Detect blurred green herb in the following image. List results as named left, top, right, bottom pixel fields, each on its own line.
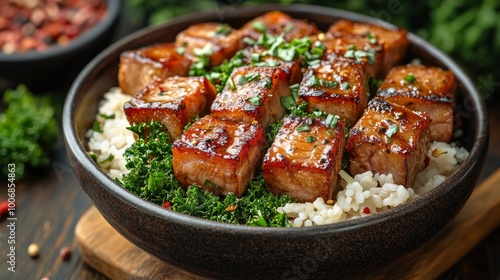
left=0, top=85, right=59, bottom=179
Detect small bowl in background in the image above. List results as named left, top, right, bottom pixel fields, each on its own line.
left=0, top=0, right=121, bottom=91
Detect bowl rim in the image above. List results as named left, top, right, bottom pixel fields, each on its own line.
left=0, top=0, right=121, bottom=62
left=63, top=3, right=488, bottom=235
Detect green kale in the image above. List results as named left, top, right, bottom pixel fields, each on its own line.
left=119, top=121, right=293, bottom=227
left=0, top=85, right=59, bottom=179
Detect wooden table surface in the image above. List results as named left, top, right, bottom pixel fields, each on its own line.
left=1, top=14, right=499, bottom=280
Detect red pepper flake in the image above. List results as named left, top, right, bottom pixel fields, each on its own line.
left=59, top=246, right=72, bottom=261
left=362, top=207, right=371, bottom=215
left=0, top=201, right=9, bottom=218
left=226, top=205, right=237, bottom=211
left=424, top=156, right=430, bottom=168
left=162, top=201, right=172, bottom=210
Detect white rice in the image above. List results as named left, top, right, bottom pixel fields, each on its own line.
left=88, top=87, right=469, bottom=227
left=86, top=87, right=134, bottom=182
left=279, top=142, right=469, bottom=227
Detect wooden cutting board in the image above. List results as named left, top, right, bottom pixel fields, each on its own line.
left=75, top=169, right=500, bottom=280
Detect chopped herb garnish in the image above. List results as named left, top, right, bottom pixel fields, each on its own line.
left=385, top=124, right=399, bottom=142
left=320, top=79, right=337, bottom=88
left=306, top=135, right=317, bottom=142
left=250, top=53, right=261, bottom=62
left=283, top=23, right=294, bottom=33
left=340, top=82, right=350, bottom=90
left=344, top=45, right=376, bottom=64
left=339, top=170, right=355, bottom=184
left=89, top=152, right=97, bottom=163
left=326, top=114, right=340, bottom=128
left=245, top=73, right=261, bottom=83
left=236, top=75, right=247, bottom=86
left=227, top=77, right=236, bottom=90
left=99, top=113, right=115, bottom=119
left=158, top=91, right=166, bottom=96
left=263, top=77, right=272, bottom=89
left=277, top=48, right=295, bottom=61
left=307, top=75, right=320, bottom=87
left=243, top=37, right=257, bottom=45
left=252, top=21, right=267, bottom=33
left=175, top=46, right=186, bottom=55
left=92, top=121, right=102, bottom=133
left=296, top=123, right=310, bottom=132
left=193, top=45, right=213, bottom=57
left=215, top=24, right=232, bottom=36
left=246, top=96, right=263, bottom=106
left=367, top=33, right=377, bottom=44
left=404, top=73, right=417, bottom=84
left=432, top=148, right=448, bottom=157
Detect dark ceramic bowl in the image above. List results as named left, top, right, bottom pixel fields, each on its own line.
left=0, top=0, right=121, bottom=91
left=63, top=4, right=488, bottom=280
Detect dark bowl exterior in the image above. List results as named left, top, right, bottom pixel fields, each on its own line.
left=63, top=4, right=488, bottom=280
left=0, top=0, right=121, bottom=91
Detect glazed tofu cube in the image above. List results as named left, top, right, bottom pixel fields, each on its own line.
left=263, top=115, right=346, bottom=203
left=175, top=22, right=243, bottom=66
left=123, top=76, right=217, bottom=141
left=118, top=43, right=191, bottom=95
left=376, top=64, right=457, bottom=142
left=172, top=115, right=266, bottom=197
left=298, top=58, right=371, bottom=126
left=328, top=20, right=409, bottom=73
left=320, top=34, right=385, bottom=78
left=241, top=45, right=303, bottom=84
left=346, top=98, right=431, bottom=187
left=211, top=66, right=290, bottom=127
left=239, top=11, right=318, bottom=43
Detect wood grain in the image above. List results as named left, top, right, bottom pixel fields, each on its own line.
left=75, top=169, right=500, bottom=280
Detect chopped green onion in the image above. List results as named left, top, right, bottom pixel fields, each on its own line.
left=320, top=79, right=337, bottom=88
left=263, top=77, right=272, bottom=89
left=367, top=33, right=377, bottom=44
left=227, top=77, right=236, bottom=90
left=99, top=113, right=115, bottom=120
left=306, top=135, right=317, bottom=142
left=404, top=73, right=417, bottom=84
left=326, top=114, right=340, bottom=128
left=339, top=170, right=355, bottom=184
left=246, top=96, right=263, bottom=106
left=215, top=24, right=232, bottom=36
left=385, top=124, right=399, bottom=142
left=175, top=46, right=186, bottom=55
left=243, top=37, right=257, bottom=45
left=92, top=121, right=102, bottom=133
left=245, top=73, right=261, bottom=83
left=250, top=53, right=261, bottom=62
left=296, top=123, right=310, bottom=132
left=193, top=45, right=213, bottom=57
left=340, top=82, right=350, bottom=90
left=252, top=21, right=266, bottom=33
left=307, top=75, right=320, bottom=87
left=236, top=75, right=247, bottom=86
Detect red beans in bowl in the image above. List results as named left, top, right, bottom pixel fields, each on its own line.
left=0, top=0, right=107, bottom=54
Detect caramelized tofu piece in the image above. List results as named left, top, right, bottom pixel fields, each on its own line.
left=376, top=64, right=457, bottom=142
left=123, top=76, right=217, bottom=140
left=321, top=34, right=385, bottom=78
left=172, top=115, right=266, bottom=197
left=298, top=58, right=372, bottom=126
left=328, top=20, right=409, bottom=72
left=241, top=45, right=303, bottom=84
left=263, top=116, right=346, bottom=203
left=211, top=66, right=290, bottom=127
left=118, top=43, right=191, bottom=95
left=346, top=98, right=431, bottom=187
left=175, top=22, right=243, bottom=66
left=240, top=11, right=318, bottom=43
